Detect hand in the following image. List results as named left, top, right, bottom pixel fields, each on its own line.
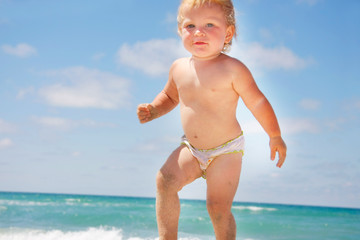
left=137, top=103, right=156, bottom=124
left=270, top=136, right=287, bottom=168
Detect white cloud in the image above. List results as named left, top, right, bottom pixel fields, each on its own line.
left=38, top=67, right=131, bottom=109
left=243, top=118, right=320, bottom=135
left=231, top=41, right=311, bottom=72
left=32, top=116, right=75, bottom=130
left=280, top=118, right=319, bottom=134
left=1, top=43, right=37, bottom=58
left=242, top=120, right=264, bottom=134
left=0, top=138, right=13, bottom=149
left=116, top=37, right=311, bottom=77
left=0, top=119, right=17, bottom=133
left=17, top=87, right=35, bottom=100
left=299, top=99, right=321, bottom=110
left=32, top=116, right=116, bottom=130
left=116, top=38, right=188, bottom=76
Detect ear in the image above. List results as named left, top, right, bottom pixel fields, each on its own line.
left=225, top=25, right=235, bottom=43
left=178, top=27, right=182, bottom=36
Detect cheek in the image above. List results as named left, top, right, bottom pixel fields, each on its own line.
left=181, top=32, right=192, bottom=42
left=210, top=31, right=227, bottom=43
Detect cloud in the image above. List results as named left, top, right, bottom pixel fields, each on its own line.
left=32, top=116, right=76, bottom=130
left=0, top=119, right=17, bottom=133
left=116, top=38, right=188, bottom=76
left=17, top=87, right=35, bottom=100
left=242, top=120, right=264, bottom=134
left=280, top=118, right=319, bottom=134
left=117, top=37, right=311, bottom=77
left=243, top=118, right=320, bottom=135
left=38, top=67, right=131, bottom=109
left=1, top=43, right=37, bottom=58
left=231, top=41, right=312, bottom=72
left=0, top=138, right=13, bottom=149
left=299, top=98, right=321, bottom=110
left=32, top=116, right=116, bottom=130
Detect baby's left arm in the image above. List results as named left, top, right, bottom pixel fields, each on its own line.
left=232, top=61, right=287, bottom=167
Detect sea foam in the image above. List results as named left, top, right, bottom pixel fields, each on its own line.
left=232, top=205, right=277, bottom=212
left=0, top=227, right=126, bottom=240
left=0, top=227, right=201, bottom=240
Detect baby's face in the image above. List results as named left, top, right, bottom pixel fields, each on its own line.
left=179, top=3, right=234, bottom=60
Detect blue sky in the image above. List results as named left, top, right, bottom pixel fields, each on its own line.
left=0, top=0, right=359, bottom=208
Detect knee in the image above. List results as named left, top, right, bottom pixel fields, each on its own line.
left=206, top=199, right=232, bottom=221
left=156, top=170, right=182, bottom=193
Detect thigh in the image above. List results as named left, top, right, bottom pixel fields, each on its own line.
left=206, top=153, right=243, bottom=206
left=159, top=145, right=203, bottom=191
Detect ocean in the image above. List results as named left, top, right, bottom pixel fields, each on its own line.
left=0, top=192, right=359, bottom=240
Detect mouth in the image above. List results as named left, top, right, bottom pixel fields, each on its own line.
left=194, top=41, right=207, bottom=45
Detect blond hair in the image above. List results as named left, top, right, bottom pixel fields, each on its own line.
left=177, top=0, right=237, bottom=52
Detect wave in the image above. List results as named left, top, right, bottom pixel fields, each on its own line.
left=232, top=206, right=277, bottom=212
left=0, top=227, right=124, bottom=240
left=0, top=227, right=202, bottom=240
left=0, top=200, right=57, bottom=207
left=0, top=199, right=153, bottom=208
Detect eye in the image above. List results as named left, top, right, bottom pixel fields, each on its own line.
left=186, top=24, right=195, bottom=29
left=206, top=23, right=214, bottom=27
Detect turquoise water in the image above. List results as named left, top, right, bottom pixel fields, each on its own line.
left=0, top=192, right=359, bottom=239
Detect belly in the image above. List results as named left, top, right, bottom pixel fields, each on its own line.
left=180, top=106, right=242, bottom=149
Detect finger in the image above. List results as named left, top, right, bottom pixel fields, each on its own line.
left=139, top=118, right=149, bottom=124
left=137, top=104, right=150, bottom=113
left=270, top=147, right=276, bottom=161
left=137, top=104, right=151, bottom=117
left=277, top=150, right=286, bottom=168
left=139, top=115, right=151, bottom=124
left=137, top=111, right=150, bottom=117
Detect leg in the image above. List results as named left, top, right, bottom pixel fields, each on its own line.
left=156, top=145, right=202, bottom=240
left=206, top=153, right=242, bottom=240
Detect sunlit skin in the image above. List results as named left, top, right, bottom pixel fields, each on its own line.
left=137, top=2, right=287, bottom=239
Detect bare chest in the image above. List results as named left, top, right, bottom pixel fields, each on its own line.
left=174, top=63, right=236, bottom=104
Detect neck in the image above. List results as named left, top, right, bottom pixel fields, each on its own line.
left=191, top=52, right=222, bottom=62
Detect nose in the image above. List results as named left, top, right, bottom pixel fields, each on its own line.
left=194, top=28, right=205, bottom=37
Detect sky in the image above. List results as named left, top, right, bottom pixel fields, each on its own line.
left=0, top=0, right=359, bottom=208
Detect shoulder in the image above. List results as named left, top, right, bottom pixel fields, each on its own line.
left=171, top=57, right=190, bottom=68
left=218, top=54, right=254, bottom=84
left=169, top=57, right=190, bottom=76
left=222, top=54, right=251, bottom=73
left=223, top=55, right=256, bottom=95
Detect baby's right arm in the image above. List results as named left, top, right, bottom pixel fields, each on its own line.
left=137, top=90, right=178, bottom=124
left=137, top=63, right=179, bottom=124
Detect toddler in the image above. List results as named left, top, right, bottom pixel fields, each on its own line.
left=137, top=0, right=287, bottom=239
